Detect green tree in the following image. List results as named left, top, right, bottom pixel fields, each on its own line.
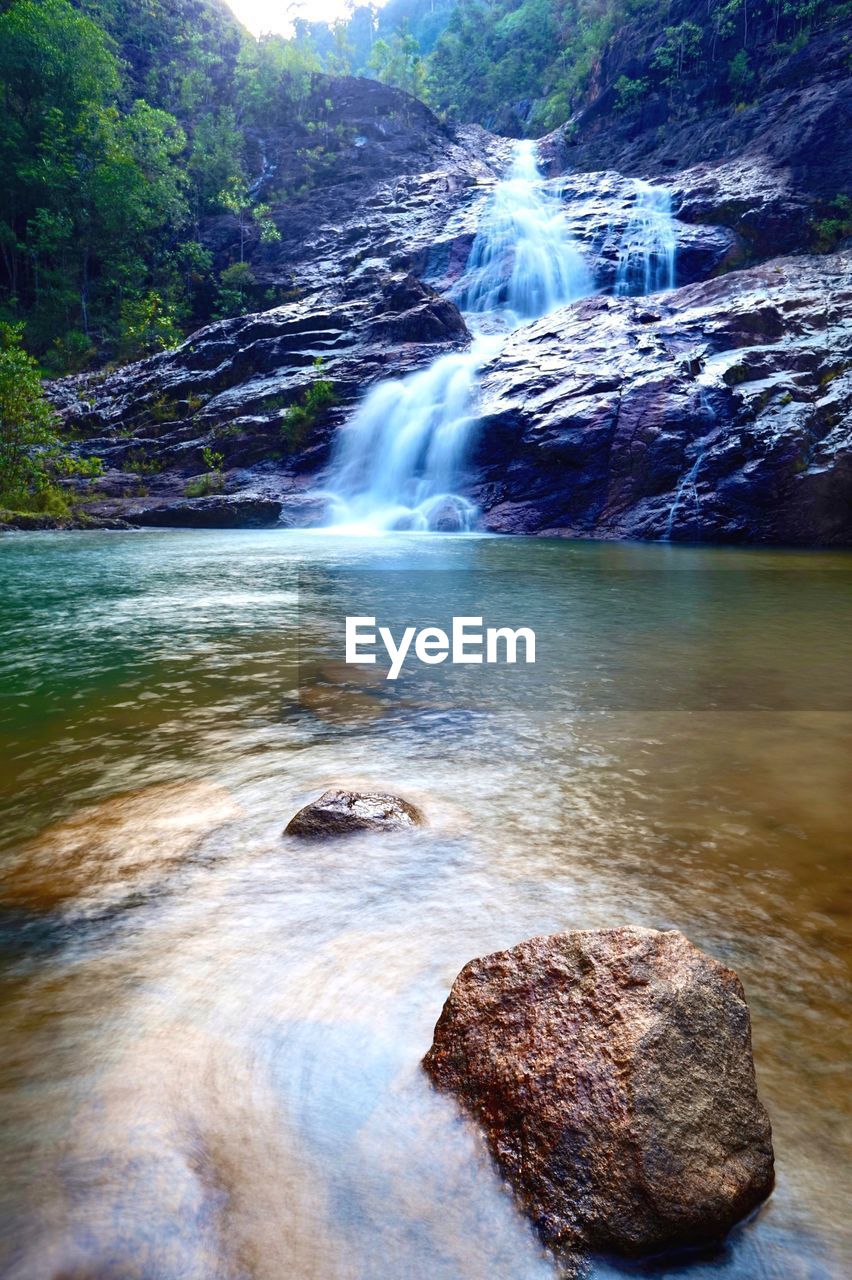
left=651, top=22, right=704, bottom=87
left=328, top=20, right=355, bottom=75
left=218, top=176, right=252, bottom=263
left=188, top=107, right=245, bottom=218
left=214, top=261, right=257, bottom=319
left=0, top=322, right=60, bottom=504
left=117, top=290, right=182, bottom=362
left=0, top=322, right=100, bottom=511
left=0, top=0, right=119, bottom=316
left=0, top=0, right=188, bottom=362
left=369, top=28, right=429, bottom=100
left=614, top=75, right=649, bottom=112
left=235, top=35, right=320, bottom=126
left=728, top=48, right=755, bottom=97
left=253, top=203, right=282, bottom=246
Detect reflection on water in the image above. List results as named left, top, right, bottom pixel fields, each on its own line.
left=0, top=531, right=850, bottom=1279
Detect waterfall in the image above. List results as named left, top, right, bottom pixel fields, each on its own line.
left=323, top=337, right=499, bottom=534
left=664, top=389, right=721, bottom=541
left=663, top=451, right=705, bottom=541
left=452, top=140, right=592, bottom=323
left=322, top=141, right=591, bottom=534
left=614, top=181, right=677, bottom=297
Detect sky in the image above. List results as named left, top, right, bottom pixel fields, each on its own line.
left=226, top=1, right=385, bottom=37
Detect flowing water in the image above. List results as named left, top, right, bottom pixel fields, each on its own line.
left=324, top=141, right=592, bottom=533
left=664, top=388, right=724, bottom=541
left=451, top=140, right=592, bottom=321
left=615, top=181, right=677, bottom=296
left=322, top=338, right=498, bottom=535
left=1, top=529, right=850, bottom=1280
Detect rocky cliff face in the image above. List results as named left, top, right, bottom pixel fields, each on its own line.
left=544, top=24, right=852, bottom=201
left=473, top=252, right=852, bottom=544
left=47, top=86, right=502, bottom=528
left=45, top=68, right=851, bottom=545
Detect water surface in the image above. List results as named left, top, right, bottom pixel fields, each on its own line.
left=0, top=530, right=849, bottom=1279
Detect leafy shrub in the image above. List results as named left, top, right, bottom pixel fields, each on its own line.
left=44, top=330, right=97, bottom=375
left=118, top=292, right=182, bottom=362
left=150, top=395, right=178, bottom=423
left=0, top=322, right=99, bottom=512
left=214, top=262, right=257, bottom=320
left=201, top=446, right=224, bottom=471
left=811, top=196, right=852, bottom=252
left=126, top=449, right=165, bottom=475
left=728, top=49, right=754, bottom=97
left=651, top=22, right=703, bottom=87
left=281, top=360, right=336, bottom=451
left=184, top=472, right=224, bottom=497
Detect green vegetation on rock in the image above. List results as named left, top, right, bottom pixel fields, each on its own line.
left=281, top=360, right=336, bottom=452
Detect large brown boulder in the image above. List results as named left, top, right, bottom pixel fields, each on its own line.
left=423, top=927, right=774, bottom=1265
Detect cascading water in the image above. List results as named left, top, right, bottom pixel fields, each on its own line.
left=614, top=181, right=677, bottom=296
left=322, top=140, right=592, bottom=533
left=323, top=339, right=497, bottom=534
left=452, top=140, right=592, bottom=323
left=664, top=387, right=722, bottom=541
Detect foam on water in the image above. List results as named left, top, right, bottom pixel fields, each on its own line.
left=322, top=336, right=499, bottom=535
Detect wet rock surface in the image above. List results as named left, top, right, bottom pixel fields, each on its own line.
left=423, top=927, right=774, bottom=1267
left=285, top=790, right=425, bottom=837
left=43, top=72, right=850, bottom=545
left=47, top=93, right=503, bottom=528
left=473, top=252, right=852, bottom=545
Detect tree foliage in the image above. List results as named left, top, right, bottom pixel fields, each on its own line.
left=369, top=27, right=428, bottom=99
left=423, top=0, right=849, bottom=132
left=0, top=322, right=100, bottom=512
left=0, top=0, right=307, bottom=372
left=1, top=0, right=848, bottom=377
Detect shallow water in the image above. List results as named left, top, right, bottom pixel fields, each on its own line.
left=0, top=530, right=850, bottom=1279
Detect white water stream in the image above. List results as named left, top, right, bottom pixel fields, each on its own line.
left=614, top=181, right=677, bottom=296
left=323, top=146, right=678, bottom=535
left=323, top=141, right=592, bottom=533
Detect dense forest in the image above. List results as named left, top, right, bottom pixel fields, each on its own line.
left=304, top=0, right=850, bottom=132
left=0, top=0, right=295, bottom=373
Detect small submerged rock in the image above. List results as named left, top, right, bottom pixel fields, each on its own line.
left=285, top=789, right=424, bottom=837
left=423, top=926, right=774, bottom=1267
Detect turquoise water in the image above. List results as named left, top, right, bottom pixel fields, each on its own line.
left=0, top=530, right=850, bottom=1279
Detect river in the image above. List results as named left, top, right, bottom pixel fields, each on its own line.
left=0, top=528, right=849, bottom=1278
